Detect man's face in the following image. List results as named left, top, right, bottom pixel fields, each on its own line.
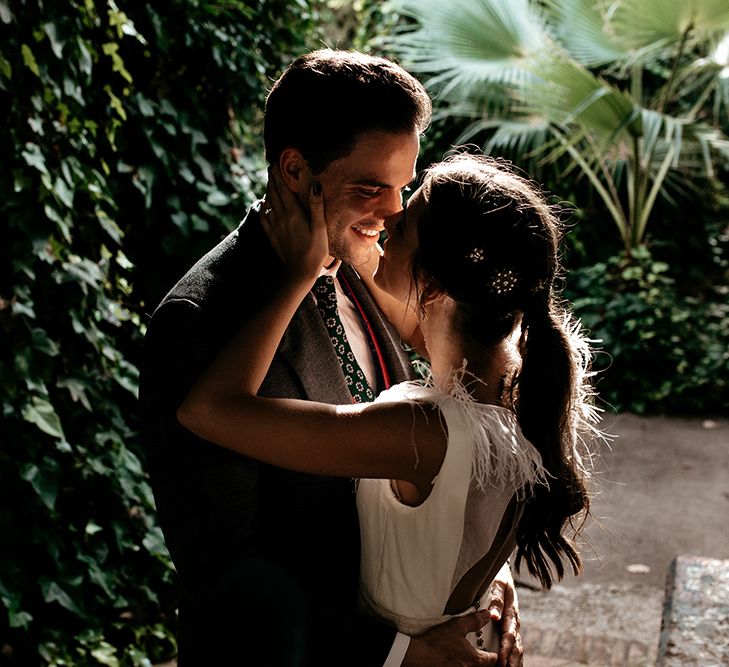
left=313, top=130, right=420, bottom=267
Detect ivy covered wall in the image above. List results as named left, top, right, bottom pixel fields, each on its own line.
left=0, top=1, right=317, bottom=663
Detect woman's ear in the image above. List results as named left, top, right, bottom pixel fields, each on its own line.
left=278, top=148, right=311, bottom=194
left=422, top=290, right=453, bottom=317
left=420, top=282, right=443, bottom=308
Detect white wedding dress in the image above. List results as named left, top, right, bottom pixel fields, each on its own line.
left=356, top=381, right=547, bottom=645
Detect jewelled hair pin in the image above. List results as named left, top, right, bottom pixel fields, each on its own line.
left=467, top=247, right=485, bottom=263
left=466, top=247, right=520, bottom=296
left=489, top=268, right=519, bottom=295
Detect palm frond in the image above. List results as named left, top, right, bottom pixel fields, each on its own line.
left=481, top=118, right=551, bottom=157
left=428, top=81, right=526, bottom=126
left=385, top=0, right=729, bottom=250
left=388, top=0, right=548, bottom=93
left=541, top=0, right=629, bottom=67
left=640, top=109, right=729, bottom=177
left=717, top=75, right=729, bottom=124
left=611, top=0, right=729, bottom=51
left=525, top=56, right=641, bottom=140
left=549, top=125, right=630, bottom=242
left=668, top=61, right=722, bottom=116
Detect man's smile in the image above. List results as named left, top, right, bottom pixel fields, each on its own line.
left=352, top=225, right=382, bottom=239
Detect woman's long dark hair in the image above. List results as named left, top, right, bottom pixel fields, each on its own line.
left=412, top=153, right=596, bottom=589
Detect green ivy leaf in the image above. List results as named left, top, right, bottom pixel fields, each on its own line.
left=0, top=1, right=14, bottom=25
left=54, top=175, right=75, bottom=208
left=77, top=36, right=93, bottom=77
left=39, top=578, right=84, bottom=616
left=20, top=43, right=40, bottom=76
left=21, top=395, right=65, bottom=440
left=193, top=154, right=215, bottom=183
left=90, top=642, right=120, bottom=667
left=96, top=209, right=123, bottom=244
left=101, top=42, right=133, bottom=84
left=21, top=142, right=48, bottom=175
left=9, top=609, right=33, bottom=629
left=61, top=256, right=102, bottom=288
left=206, top=190, right=230, bottom=206
left=19, top=457, right=61, bottom=510
left=84, top=521, right=103, bottom=536
left=57, top=377, right=92, bottom=410
left=0, top=577, right=34, bottom=629
left=44, top=204, right=73, bottom=243
left=43, top=22, right=64, bottom=58
left=31, top=328, right=60, bottom=356
left=0, top=52, right=11, bottom=80
left=104, top=84, right=127, bottom=121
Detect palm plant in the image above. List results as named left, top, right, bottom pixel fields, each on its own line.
left=387, top=0, right=729, bottom=252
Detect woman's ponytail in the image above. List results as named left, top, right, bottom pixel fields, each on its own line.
left=512, top=296, right=591, bottom=588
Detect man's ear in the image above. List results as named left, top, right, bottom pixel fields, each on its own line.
left=278, top=148, right=311, bottom=194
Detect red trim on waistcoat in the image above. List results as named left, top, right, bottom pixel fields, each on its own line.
left=337, top=272, right=393, bottom=392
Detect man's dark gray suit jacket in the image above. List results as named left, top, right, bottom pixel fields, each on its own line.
left=140, top=204, right=415, bottom=665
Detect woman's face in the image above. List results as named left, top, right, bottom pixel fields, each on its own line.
left=374, top=185, right=426, bottom=303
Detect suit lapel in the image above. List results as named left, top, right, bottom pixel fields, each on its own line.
left=278, top=293, right=353, bottom=404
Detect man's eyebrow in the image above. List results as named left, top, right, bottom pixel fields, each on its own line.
left=349, top=178, right=417, bottom=191
left=350, top=178, right=394, bottom=189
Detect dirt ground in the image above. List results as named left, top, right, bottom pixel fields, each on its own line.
left=518, top=411, right=729, bottom=666
left=573, top=411, right=729, bottom=587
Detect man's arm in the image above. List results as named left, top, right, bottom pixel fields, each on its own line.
left=399, top=564, right=523, bottom=667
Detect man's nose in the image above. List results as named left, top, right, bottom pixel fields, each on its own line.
left=374, top=190, right=404, bottom=221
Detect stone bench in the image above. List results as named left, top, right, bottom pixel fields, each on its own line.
left=656, top=555, right=729, bottom=666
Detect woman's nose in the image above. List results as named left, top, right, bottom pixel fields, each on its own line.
left=383, top=211, right=401, bottom=235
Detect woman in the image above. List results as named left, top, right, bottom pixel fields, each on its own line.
left=177, top=153, right=597, bottom=654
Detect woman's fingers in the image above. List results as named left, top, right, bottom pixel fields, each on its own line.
left=264, top=163, right=304, bottom=225
left=308, top=181, right=329, bottom=262
left=261, top=172, right=329, bottom=278
left=309, top=181, right=325, bottom=228
left=487, top=579, right=506, bottom=621
left=264, top=165, right=284, bottom=214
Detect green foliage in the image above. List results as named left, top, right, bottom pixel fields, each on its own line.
left=567, top=246, right=729, bottom=415
left=378, top=0, right=729, bottom=414
left=0, top=0, right=317, bottom=663
left=387, top=0, right=729, bottom=252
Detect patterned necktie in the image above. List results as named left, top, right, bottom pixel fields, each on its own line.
left=313, top=276, right=375, bottom=404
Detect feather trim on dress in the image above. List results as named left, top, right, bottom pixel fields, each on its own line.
left=375, top=375, right=549, bottom=498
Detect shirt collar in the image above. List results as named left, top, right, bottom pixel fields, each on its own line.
left=318, top=259, right=341, bottom=278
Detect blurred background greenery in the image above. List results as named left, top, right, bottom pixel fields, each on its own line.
left=1, top=1, right=726, bottom=664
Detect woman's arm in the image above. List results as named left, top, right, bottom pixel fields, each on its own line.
left=178, top=392, right=444, bottom=489
left=176, top=180, right=445, bottom=493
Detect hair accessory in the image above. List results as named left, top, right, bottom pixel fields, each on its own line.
left=467, top=247, right=485, bottom=263
left=263, top=206, right=273, bottom=216
left=489, top=268, right=519, bottom=295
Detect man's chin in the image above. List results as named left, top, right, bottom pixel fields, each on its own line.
left=333, top=244, right=374, bottom=269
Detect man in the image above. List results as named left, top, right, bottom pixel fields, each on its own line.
left=140, top=49, right=523, bottom=666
